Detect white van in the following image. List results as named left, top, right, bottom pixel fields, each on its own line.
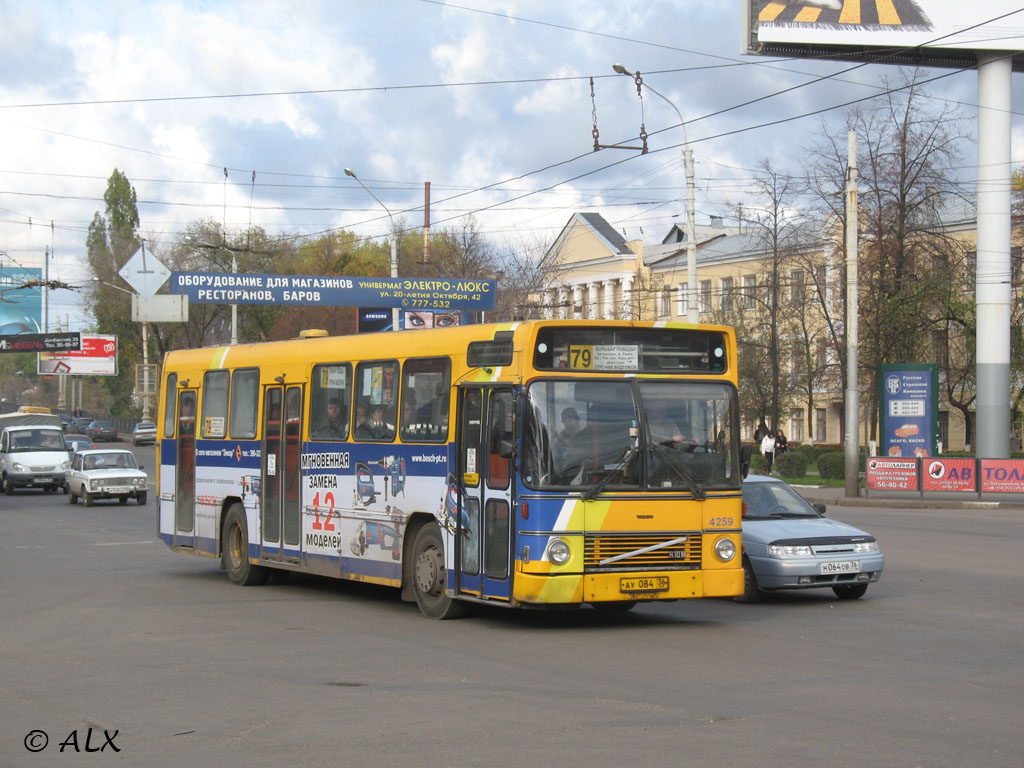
left=0, top=413, right=69, bottom=494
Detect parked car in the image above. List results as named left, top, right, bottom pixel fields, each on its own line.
left=736, top=475, right=884, bottom=602
left=65, top=449, right=147, bottom=506
left=131, top=421, right=157, bottom=446
left=63, top=434, right=96, bottom=454
left=86, top=420, right=119, bottom=442
left=70, top=417, right=93, bottom=433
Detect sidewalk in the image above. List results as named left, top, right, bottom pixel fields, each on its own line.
left=790, top=481, right=1024, bottom=510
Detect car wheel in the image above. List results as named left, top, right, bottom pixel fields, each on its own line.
left=137, top=492, right=147, bottom=505
left=222, top=503, right=267, bottom=585
left=68, top=487, right=77, bottom=504
left=3, top=475, right=14, bottom=495
left=84, top=492, right=95, bottom=507
left=409, top=523, right=468, bottom=619
left=119, top=497, right=128, bottom=504
left=733, top=557, right=762, bottom=603
left=832, top=583, right=868, bottom=600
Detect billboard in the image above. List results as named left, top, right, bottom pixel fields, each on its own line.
left=38, top=334, right=118, bottom=376
left=0, top=267, right=43, bottom=334
left=746, top=2, right=1024, bottom=68
left=170, top=272, right=497, bottom=311
left=878, top=364, right=938, bottom=459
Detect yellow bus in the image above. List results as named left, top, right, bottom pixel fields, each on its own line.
left=156, top=320, right=743, bottom=618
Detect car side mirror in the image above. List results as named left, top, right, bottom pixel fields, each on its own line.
left=813, top=502, right=826, bottom=516
left=497, top=438, right=514, bottom=459
left=138, top=465, right=145, bottom=471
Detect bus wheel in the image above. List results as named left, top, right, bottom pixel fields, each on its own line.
left=222, top=504, right=267, bottom=586
left=411, top=523, right=468, bottom=620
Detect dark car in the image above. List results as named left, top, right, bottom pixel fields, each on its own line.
left=86, top=420, right=119, bottom=442
left=64, top=433, right=96, bottom=454
left=71, top=417, right=93, bottom=433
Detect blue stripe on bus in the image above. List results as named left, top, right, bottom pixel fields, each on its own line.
left=159, top=532, right=402, bottom=581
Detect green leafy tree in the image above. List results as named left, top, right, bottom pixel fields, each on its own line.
left=85, top=169, right=143, bottom=417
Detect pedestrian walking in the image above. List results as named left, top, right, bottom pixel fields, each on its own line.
left=761, top=429, right=776, bottom=475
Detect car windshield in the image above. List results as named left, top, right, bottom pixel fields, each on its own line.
left=9, top=429, right=66, bottom=452
left=742, top=481, right=820, bottom=519
left=135, top=423, right=155, bottom=430
left=86, top=453, right=137, bottom=470
left=522, top=379, right=738, bottom=493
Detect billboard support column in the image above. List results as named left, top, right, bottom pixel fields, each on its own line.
left=976, top=53, right=1012, bottom=459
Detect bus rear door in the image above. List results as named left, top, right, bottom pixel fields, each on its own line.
left=174, top=389, right=198, bottom=548
left=456, top=385, right=513, bottom=601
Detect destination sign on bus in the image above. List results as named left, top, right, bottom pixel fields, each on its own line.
left=170, top=272, right=497, bottom=310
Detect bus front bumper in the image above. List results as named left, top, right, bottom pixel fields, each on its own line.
left=512, top=568, right=743, bottom=606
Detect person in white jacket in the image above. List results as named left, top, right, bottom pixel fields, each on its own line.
left=760, top=430, right=776, bottom=474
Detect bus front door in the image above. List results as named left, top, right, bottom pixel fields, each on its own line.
left=174, top=389, right=198, bottom=548
left=456, top=386, right=513, bottom=601
left=260, top=385, right=304, bottom=563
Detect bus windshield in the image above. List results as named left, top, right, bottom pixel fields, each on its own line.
left=523, top=379, right=738, bottom=493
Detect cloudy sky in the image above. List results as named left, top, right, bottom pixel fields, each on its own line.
left=2, top=0, right=1023, bottom=331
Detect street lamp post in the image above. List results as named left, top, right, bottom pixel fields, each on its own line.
left=613, top=64, right=698, bottom=324
left=345, top=168, right=399, bottom=331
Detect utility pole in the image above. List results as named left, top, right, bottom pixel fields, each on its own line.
left=844, top=130, right=860, bottom=498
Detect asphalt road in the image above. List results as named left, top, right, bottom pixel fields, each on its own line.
left=2, top=443, right=1022, bottom=767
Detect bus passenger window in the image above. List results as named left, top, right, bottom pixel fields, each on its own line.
left=400, top=357, right=451, bottom=442
left=311, top=363, right=351, bottom=441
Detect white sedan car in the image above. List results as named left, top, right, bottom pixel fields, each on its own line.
left=66, top=449, right=148, bottom=506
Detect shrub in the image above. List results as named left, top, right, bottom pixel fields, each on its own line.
left=776, top=451, right=808, bottom=478
left=794, top=443, right=816, bottom=461
left=748, top=452, right=768, bottom=475
left=817, top=452, right=846, bottom=479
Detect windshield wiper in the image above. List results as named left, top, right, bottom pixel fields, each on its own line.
left=648, top=443, right=706, bottom=500
left=581, top=443, right=639, bottom=501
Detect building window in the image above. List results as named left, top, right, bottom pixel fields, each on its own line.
left=676, top=284, right=688, bottom=317
left=742, top=274, right=757, bottom=309
left=814, top=265, right=826, bottom=302
left=815, top=408, right=827, bottom=443
left=790, top=409, right=804, bottom=442
left=815, top=338, right=827, bottom=369
left=699, top=280, right=712, bottom=314
left=658, top=289, right=671, bottom=319
left=938, top=410, right=950, bottom=451
left=790, top=269, right=805, bottom=305
left=720, top=277, right=734, bottom=312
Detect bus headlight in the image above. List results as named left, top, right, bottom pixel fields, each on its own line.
left=547, top=538, right=571, bottom=565
left=714, top=536, right=737, bottom=562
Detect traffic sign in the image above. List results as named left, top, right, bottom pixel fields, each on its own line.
left=119, top=246, right=170, bottom=298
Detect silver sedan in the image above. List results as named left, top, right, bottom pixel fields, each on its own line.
left=736, top=474, right=884, bottom=602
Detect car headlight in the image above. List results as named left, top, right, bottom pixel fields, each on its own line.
left=547, top=538, right=571, bottom=565
left=134, top=478, right=145, bottom=487
left=12, top=462, right=27, bottom=472
left=768, top=544, right=814, bottom=557
left=714, top=536, right=737, bottom=562
left=57, top=461, right=69, bottom=472
left=853, top=541, right=878, bottom=553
